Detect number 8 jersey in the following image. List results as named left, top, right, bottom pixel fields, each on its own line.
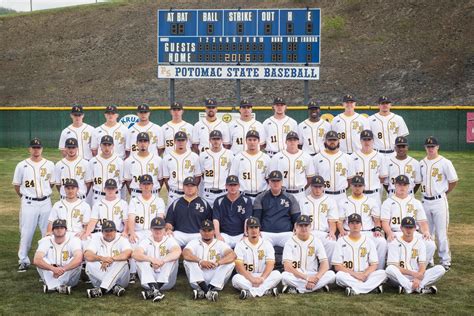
left=282, top=235, right=328, bottom=272
left=332, top=235, right=378, bottom=272
left=234, top=238, right=275, bottom=273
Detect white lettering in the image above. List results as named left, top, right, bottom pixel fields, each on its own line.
left=203, top=12, right=218, bottom=22
left=261, top=11, right=275, bottom=21
left=228, top=11, right=253, bottom=22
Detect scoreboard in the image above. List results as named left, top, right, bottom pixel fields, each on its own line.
left=157, top=9, right=321, bottom=65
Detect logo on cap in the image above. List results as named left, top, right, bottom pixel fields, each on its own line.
left=64, top=178, right=79, bottom=187
left=395, top=175, right=410, bottom=184
left=205, top=98, right=217, bottom=107
left=102, top=220, right=116, bottom=231
left=101, top=135, right=114, bottom=145
left=201, top=219, right=214, bottom=230
left=395, top=136, right=408, bottom=145
left=307, top=101, right=320, bottom=109
left=137, top=132, right=150, bottom=142
left=378, top=96, right=391, bottom=104
left=171, top=102, right=183, bottom=110
left=140, top=174, right=153, bottom=184
left=401, top=216, right=416, bottom=228
left=351, top=175, right=365, bottom=186
left=137, top=104, right=150, bottom=112
left=343, top=94, right=356, bottom=102
left=183, top=176, right=197, bottom=186
left=360, top=130, right=373, bottom=140
left=209, top=130, right=223, bottom=139
left=52, top=219, right=67, bottom=229
left=71, top=105, right=84, bottom=114
left=273, top=97, right=285, bottom=104
left=247, top=217, right=261, bottom=227
left=174, top=131, right=188, bottom=140
left=246, top=130, right=260, bottom=139
left=240, top=99, right=252, bottom=107
left=297, top=215, right=311, bottom=225
left=30, top=138, right=42, bottom=147
left=268, top=170, right=283, bottom=181
left=424, top=136, right=439, bottom=146
left=286, top=131, right=299, bottom=140
left=348, top=213, right=362, bottom=223
left=105, top=105, right=118, bottom=113
left=311, top=175, right=325, bottom=186
left=226, top=175, right=239, bottom=185
left=325, top=131, right=339, bottom=140
left=150, top=217, right=166, bottom=229
left=104, top=178, right=118, bottom=188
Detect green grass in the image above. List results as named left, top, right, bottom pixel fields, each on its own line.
left=1, top=148, right=473, bottom=314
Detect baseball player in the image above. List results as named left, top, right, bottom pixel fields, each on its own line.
left=229, top=130, right=271, bottom=202
left=165, top=176, right=213, bottom=246
left=420, top=136, right=458, bottom=270
left=54, top=138, right=90, bottom=200
left=162, top=131, right=202, bottom=207
left=269, top=131, right=315, bottom=201
left=34, top=219, right=83, bottom=294
left=87, top=135, right=124, bottom=205
left=232, top=217, right=281, bottom=299
left=297, top=101, right=331, bottom=156
left=161, top=102, right=193, bottom=155
left=331, top=94, right=370, bottom=154
left=383, top=136, right=421, bottom=197
left=281, top=215, right=336, bottom=294
left=381, top=175, right=436, bottom=264
left=313, top=131, right=354, bottom=201
left=352, top=130, right=388, bottom=206
left=124, top=132, right=163, bottom=199
left=333, top=213, right=387, bottom=296
left=13, top=138, right=55, bottom=272
left=84, top=220, right=132, bottom=298
left=213, top=175, right=253, bottom=248
left=338, top=176, right=387, bottom=269
left=192, top=98, right=231, bottom=153
left=91, top=105, right=128, bottom=160
left=386, top=216, right=446, bottom=294
left=199, top=130, right=234, bottom=205
left=253, top=170, right=301, bottom=248
left=58, top=105, right=94, bottom=160
left=262, top=97, right=298, bottom=158
left=183, top=220, right=236, bottom=301
left=229, top=99, right=266, bottom=154
left=369, top=96, right=409, bottom=155
left=126, top=104, right=164, bottom=157
left=133, top=217, right=182, bottom=302
left=299, top=176, right=338, bottom=260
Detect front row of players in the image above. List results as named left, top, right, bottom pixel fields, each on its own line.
left=35, top=212, right=445, bottom=301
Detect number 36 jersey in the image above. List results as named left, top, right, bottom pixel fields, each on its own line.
left=283, top=235, right=328, bottom=272
left=234, top=238, right=275, bottom=273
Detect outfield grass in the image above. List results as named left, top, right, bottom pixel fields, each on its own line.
left=0, top=148, right=473, bottom=315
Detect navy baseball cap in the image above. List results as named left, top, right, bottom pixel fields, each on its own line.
left=137, top=104, right=150, bottom=113
left=105, top=105, right=118, bottom=113
left=183, top=176, right=197, bottom=186
left=351, top=175, right=365, bottom=186
left=378, top=96, right=392, bottom=104
left=226, top=175, right=239, bottom=185
left=325, top=131, right=339, bottom=140
left=209, top=130, right=223, bottom=139
left=286, top=131, right=299, bottom=141
left=240, top=99, right=253, bottom=107
left=246, top=130, right=260, bottom=139
left=307, top=100, right=320, bottom=109
left=101, top=135, right=114, bottom=145
left=150, top=217, right=166, bottom=229
left=311, top=175, right=325, bottom=187
left=268, top=170, right=283, bottom=181
left=137, top=132, right=150, bottom=142
left=205, top=98, right=217, bottom=107
left=360, top=130, right=374, bottom=140
left=296, top=215, right=311, bottom=225
left=401, top=216, right=416, bottom=228
left=424, top=136, right=439, bottom=147
left=102, top=220, right=116, bottom=232
left=140, top=174, right=153, bottom=185
left=174, top=131, right=188, bottom=140
left=348, top=213, right=362, bottom=223
left=29, top=138, right=43, bottom=148
left=246, top=217, right=261, bottom=228
left=201, top=219, right=214, bottom=230
left=273, top=97, right=286, bottom=105
left=52, top=219, right=67, bottom=229
left=104, top=178, right=118, bottom=189
left=170, top=102, right=183, bottom=110
left=395, top=175, right=410, bottom=185
left=342, top=94, right=356, bottom=102
left=65, top=138, right=78, bottom=148
left=395, top=136, right=408, bottom=146
left=71, top=105, right=84, bottom=114
left=63, top=178, right=79, bottom=188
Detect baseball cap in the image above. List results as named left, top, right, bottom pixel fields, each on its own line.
left=209, top=130, right=223, bottom=139
left=226, top=175, right=239, bottom=185
left=71, top=105, right=84, bottom=114
left=401, top=216, right=416, bottom=228
left=137, top=104, right=150, bottom=113
left=348, top=213, right=362, bottom=223
left=395, top=175, right=410, bottom=185
left=307, top=100, right=320, bottom=109
left=351, top=175, right=365, bottom=186
left=102, top=220, right=116, bottom=232
left=200, top=219, right=214, bottom=230
left=268, top=170, right=283, bottom=181
left=137, top=132, right=150, bottom=142
left=378, top=96, right=392, bottom=104
left=52, top=219, right=67, bottom=229
left=140, top=174, right=153, bottom=185
left=174, top=131, right=188, bottom=140
left=286, top=131, right=299, bottom=141
left=183, top=176, right=197, bottom=186
left=342, top=94, right=356, bottom=102
left=424, top=136, right=439, bottom=147
left=311, top=175, right=325, bottom=187
left=29, top=137, right=43, bottom=148
left=246, top=130, right=260, bottom=139
left=104, top=178, right=118, bottom=189
left=170, top=102, right=183, bottom=110
left=325, top=131, right=339, bottom=140
left=150, top=217, right=166, bottom=229
left=240, top=99, right=253, bottom=107
left=63, top=178, right=79, bottom=188
left=246, top=217, right=261, bottom=228
left=296, top=215, right=311, bottom=225
left=100, top=135, right=114, bottom=145
left=105, top=105, right=118, bottom=113
left=65, top=138, right=78, bottom=148
left=205, top=98, right=217, bottom=107
left=395, top=136, right=408, bottom=146
left=360, top=130, right=374, bottom=140
left=273, top=97, right=286, bottom=105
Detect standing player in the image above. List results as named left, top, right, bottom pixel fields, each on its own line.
left=262, top=97, right=298, bottom=158
left=161, top=102, right=193, bottom=154
left=13, top=138, right=55, bottom=272
left=232, top=217, right=281, bottom=299
left=91, top=105, right=128, bottom=159
left=269, top=131, right=315, bottom=201
left=126, top=104, right=164, bottom=157
left=199, top=130, right=234, bottom=205
left=58, top=105, right=94, bottom=160
left=228, top=99, right=266, bottom=154
left=333, top=214, right=387, bottom=296
left=369, top=96, right=409, bottom=155
left=420, top=136, right=458, bottom=270
left=281, top=215, right=336, bottom=294
left=162, top=131, right=201, bottom=207
left=183, top=220, right=236, bottom=302
left=297, top=101, right=331, bottom=156
left=386, top=217, right=446, bottom=294
left=229, top=130, right=271, bottom=202
left=331, top=94, right=369, bottom=154
left=192, top=98, right=231, bottom=153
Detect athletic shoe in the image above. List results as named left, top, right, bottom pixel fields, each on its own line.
left=129, top=273, right=137, bottom=284
left=192, top=289, right=205, bottom=300
left=421, top=286, right=438, bottom=295
left=87, top=287, right=103, bottom=298
left=18, top=263, right=29, bottom=272
left=263, top=287, right=278, bottom=296
left=322, top=285, right=330, bottom=292
left=152, top=290, right=165, bottom=302
left=58, top=285, right=71, bottom=295
left=240, top=289, right=250, bottom=300
left=398, top=286, right=405, bottom=294
left=206, top=290, right=218, bottom=302
left=112, top=285, right=125, bottom=297
left=443, top=264, right=451, bottom=272
left=282, top=285, right=298, bottom=294
left=141, top=289, right=155, bottom=300
left=345, top=287, right=357, bottom=296
left=375, top=285, right=384, bottom=294
left=43, top=285, right=49, bottom=293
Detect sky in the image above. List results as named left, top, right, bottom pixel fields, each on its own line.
left=1, top=0, right=108, bottom=12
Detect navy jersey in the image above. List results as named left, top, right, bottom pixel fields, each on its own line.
left=165, top=196, right=212, bottom=233
left=253, top=190, right=301, bottom=233
left=213, top=194, right=253, bottom=236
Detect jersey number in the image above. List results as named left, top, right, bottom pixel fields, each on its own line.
left=166, top=140, right=174, bottom=147
left=343, top=260, right=353, bottom=269
left=94, top=177, right=102, bottom=185
left=135, top=216, right=145, bottom=224
left=292, top=261, right=301, bottom=269
left=236, top=138, right=243, bottom=145
left=337, top=132, right=346, bottom=140
left=391, top=217, right=401, bottom=225
left=270, top=136, right=277, bottom=143
left=399, top=260, right=405, bottom=268
left=243, top=172, right=251, bottom=180
left=244, top=263, right=254, bottom=272
left=205, top=170, right=214, bottom=177
left=377, top=132, right=383, bottom=139
left=25, top=180, right=35, bottom=187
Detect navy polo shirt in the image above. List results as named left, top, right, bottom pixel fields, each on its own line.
left=252, top=190, right=300, bottom=233
left=165, top=196, right=212, bottom=233
left=213, top=194, right=253, bottom=236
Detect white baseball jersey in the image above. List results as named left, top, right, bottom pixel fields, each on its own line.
left=126, top=122, right=164, bottom=153
left=229, top=118, right=266, bottom=154
left=12, top=158, right=55, bottom=198
left=385, top=156, right=421, bottom=193
left=91, top=123, right=128, bottom=159
left=59, top=123, right=95, bottom=160
left=381, top=196, right=427, bottom=231
left=137, top=235, right=180, bottom=259
left=387, top=236, right=426, bottom=272
left=332, top=235, right=378, bottom=272
left=128, top=195, right=166, bottom=231
left=419, top=156, right=458, bottom=197
left=369, top=113, right=409, bottom=151
left=87, top=154, right=123, bottom=192
left=331, top=113, right=370, bottom=154
left=298, top=119, right=331, bottom=155
left=352, top=150, right=388, bottom=190
left=123, top=152, right=163, bottom=191
left=300, top=194, right=339, bottom=232
left=339, top=195, right=379, bottom=231
left=161, top=120, right=193, bottom=154
left=313, top=150, right=354, bottom=192
left=192, top=118, right=231, bottom=152
left=229, top=151, right=270, bottom=194
left=234, top=238, right=275, bottom=273
left=199, top=148, right=233, bottom=189
left=283, top=235, right=328, bottom=272
left=86, top=233, right=132, bottom=257
left=262, top=116, right=298, bottom=153
left=90, top=197, right=128, bottom=232
left=269, top=150, right=315, bottom=190
left=36, top=235, right=82, bottom=266
left=54, top=156, right=90, bottom=197
left=162, top=150, right=201, bottom=191
left=49, top=199, right=91, bottom=232
left=184, top=238, right=231, bottom=263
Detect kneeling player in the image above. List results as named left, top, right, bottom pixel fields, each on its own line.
left=386, top=217, right=445, bottom=294
left=232, top=217, right=282, bottom=299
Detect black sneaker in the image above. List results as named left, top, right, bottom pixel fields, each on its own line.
left=141, top=289, right=156, bottom=300
left=421, top=286, right=438, bottom=295
left=375, top=285, right=383, bottom=294
left=152, top=290, right=165, bottom=302
left=129, top=273, right=137, bottom=284
left=87, top=287, right=103, bottom=298
left=192, top=289, right=205, bottom=300
left=239, top=289, right=250, bottom=300
left=282, top=285, right=298, bottom=294
left=205, top=290, right=218, bottom=302
left=58, top=285, right=72, bottom=295
left=18, top=263, right=29, bottom=272
left=264, top=287, right=279, bottom=297
left=322, top=285, right=330, bottom=292
left=112, top=285, right=125, bottom=297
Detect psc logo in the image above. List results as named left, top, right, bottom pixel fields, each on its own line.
left=120, top=114, right=140, bottom=129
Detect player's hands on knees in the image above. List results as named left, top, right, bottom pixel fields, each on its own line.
left=100, top=261, right=109, bottom=271
left=412, top=278, right=421, bottom=290
left=152, top=259, right=165, bottom=269
left=251, top=276, right=264, bottom=287
left=307, top=275, right=320, bottom=284
left=199, top=260, right=215, bottom=269
left=412, top=271, right=424, bottom=280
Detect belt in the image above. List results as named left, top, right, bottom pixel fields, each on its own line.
left=24, top=195, right=49, bottom=201
left=286, top=188, right=305, bottom=194
left=170, top=188, right=184, bottom=195
left=325, top=190, right=345, bottom=195
left=243, top=192, right=262, bottom=198
left=61, top=195, right=86, bottom=199
left=93, top=190, right=106, bottom=196
left=204, top=188, right=226, bottom=194
left=310, top=153, right=317, bottom=156
left=131, top=188, right=159, bottom=194
left=266, top=151, right=277, bottom=155
left=423, top=195, right=443, bottom=201
left=389, top=189, right=414, bottom=194
left=377, top=149, right=394, bottom=154
left=363, top=189, right=380, bottom=194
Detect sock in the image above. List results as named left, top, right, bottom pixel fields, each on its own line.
left=208, top=285, right=216, bottom=291
left=198, top=282, right=209, bottom=292
left=156, top=283, right=164, bottom=290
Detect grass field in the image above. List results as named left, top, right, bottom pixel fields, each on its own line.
left=0, top=148, right=473, bottom=315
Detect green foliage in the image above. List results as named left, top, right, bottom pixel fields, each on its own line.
left=324, top=15, right=346, bottom=38
left=0, top=7, right=16, bottom=15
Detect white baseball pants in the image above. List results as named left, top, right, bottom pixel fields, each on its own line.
left=385, top=264, right=445, bottom=293
left=422, top=196, right=451, bottom=265
left=232, top=270, right=282, bottom=297
left=282, top=270, right=336, bottom=293
left=37, top=266, right=81, bottom=289
left=261, top=232, right=294, bottom=248
left=136, top=260, right=179, bottom=291
left=184, top=261, right=235, bottom=290
left=335, top=270, right=387, bottom=294
left=86, top=260, right=130, bottom=291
